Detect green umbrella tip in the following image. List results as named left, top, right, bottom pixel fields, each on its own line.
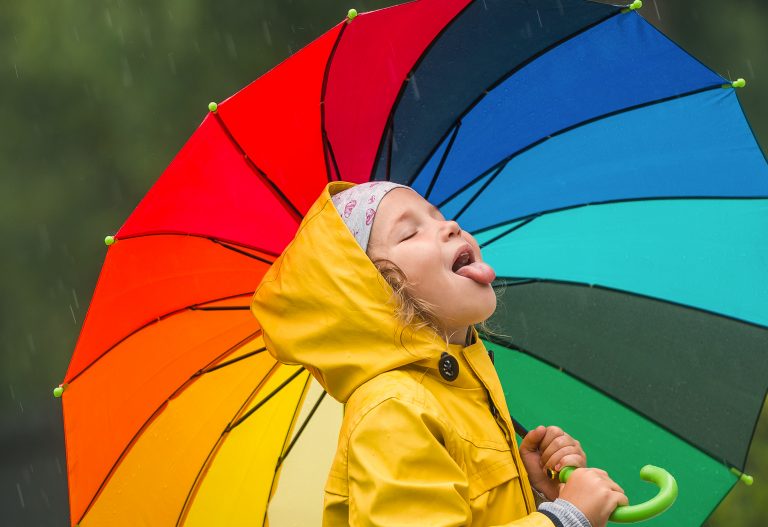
left=730, top=467, right=754, bottom=485
left=621, top=0, right=642, bottom=13
left=104, top=235, right=116, bottom=246
left=53, top=384, right=66, bottom=398
left=347, top=9, right=358, bottom=22
left=208, top=102, right=218, bottom=113
left=722, top=78, right=747, bottom=89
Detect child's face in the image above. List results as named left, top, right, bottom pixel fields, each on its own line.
left=367, top=188, right=497, bottom=342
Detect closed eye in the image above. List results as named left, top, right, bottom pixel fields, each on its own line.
left=400, top=231, right=417, bottom=242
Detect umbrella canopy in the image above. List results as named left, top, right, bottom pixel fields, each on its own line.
left=57, top=0, right=768, bottom=526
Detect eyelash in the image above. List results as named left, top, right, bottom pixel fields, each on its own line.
left=398, top=211, right=445, bottom=242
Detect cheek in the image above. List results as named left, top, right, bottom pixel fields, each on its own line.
left=393, top=245, right=446, bottom=289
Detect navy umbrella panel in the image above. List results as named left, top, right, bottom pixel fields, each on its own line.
left=372, top=1, right=767, bottom=525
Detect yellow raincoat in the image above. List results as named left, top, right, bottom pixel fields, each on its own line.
left=251, top=181, right=555, bottom=526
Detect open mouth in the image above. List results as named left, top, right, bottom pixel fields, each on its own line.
left=451, top=245, right=475, bottom=274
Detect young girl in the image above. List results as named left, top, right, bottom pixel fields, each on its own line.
left=251, top=181, right=628, bottom=527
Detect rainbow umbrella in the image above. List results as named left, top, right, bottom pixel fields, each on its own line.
left=56, top=0, right=768, bottom=525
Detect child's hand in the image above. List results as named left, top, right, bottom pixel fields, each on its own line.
left=559, top=467, right=628, bottom=527
left=519, top=425, right=587, bottom=501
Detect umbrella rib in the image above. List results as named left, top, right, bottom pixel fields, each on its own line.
left=480, top=328, right=745, bottom=472
left=320, top=20, right=349, bottom=182
left=175, top=360, right=284, bottom=527
left=476, top=216, right=536, bottom=249
left=385, top=120, right=393, bottom=181
left=67, top=291, right=260, bottom=385
left=367, top=0, right=478, bottom=183
left=262, top=372, right=315, bottom=527
left=227, top=367, right=307, bottom=431
left=324, top=132, right=343, bottom=182
left=114, top=232, right=280, bottom=260
left=211, top=111, right=304, bottom=222
left=451, top=161, right=506, bottom=223
left=195, top=346, right=268, bottom=375
left=434, top=82, right=728, bottom=210
left=75, top=328, right=264, bottom=526
left=491, top=275, right=768, bottom=334
left=403, top=7, right=624, bottom=188
left=424, top=123, right=461, bottom=201
left=470, top=195, right=768, bottom=250
left=275, top=389, right=328, bottom=470
left=213, top=239, right=276, bottom=264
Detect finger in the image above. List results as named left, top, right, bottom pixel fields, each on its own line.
left=588, top=468, right=608, bottom=478
left=541, top=445, right=579, bottom=470
left=613, top=490, right=629, bottom=507
left=519, top=425, right=547, bottom=453
left=550, top=452, right=586, bottom=472
left=538, top=426, right=565, bottom=452
left=540, top=434, right=574, bottom=461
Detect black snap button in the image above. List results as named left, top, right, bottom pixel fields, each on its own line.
left=439, top=352, right=459, bottom=381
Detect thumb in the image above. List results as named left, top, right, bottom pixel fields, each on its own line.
left=520, top=425, right=546, bottom=453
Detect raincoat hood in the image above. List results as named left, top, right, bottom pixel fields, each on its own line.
left=250, top=181, right=452, bottom=403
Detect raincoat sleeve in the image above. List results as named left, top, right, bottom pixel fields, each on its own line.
left=346, top=396, right=556, bottom=527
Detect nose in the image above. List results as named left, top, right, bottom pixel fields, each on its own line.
left=440, top=218, right=462, bottom=239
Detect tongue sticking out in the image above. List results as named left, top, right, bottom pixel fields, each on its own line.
left=454, top=261, right=496, bottom=285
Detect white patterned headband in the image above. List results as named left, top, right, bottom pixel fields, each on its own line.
left=331, top=181, right=414, bottom=253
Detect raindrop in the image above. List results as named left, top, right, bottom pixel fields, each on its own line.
left=410, top=74, right=421, bottom=101
left=651, top=0, right=661, bottom=21
left=536, top=9, right=543, bottom=28
left=168, top=52, right=176, bottom=75
left=27, top=333, right=36, bottom=355
left=482, top=0, right=488, bottom=10
left=69, top=304, right=77, bottom=324
left=16, top=483, right=25, bottom=508
left=262, top=20, right=272, bottom=47
left=746, top=59, right=755, bottom=78
left=556, top=0, right=564, bottom=16
left=41, top=488, right=50, bottom=509
left=290, top=24, right=296, bottom=34
left=19, top=400, right=24, bottom=413
left=167, top=9, right=174, bottom=21
left=13, top=63, right=19, bottom=79
left=73, top=26, right=80, bottom=42
left=72, top=288, right=80, bottom=309
left=121, top=57, right=133, bottom=87
left=104, top=8, right=113, bottom=28
left=225, top=33, right=238, bottom=59
left=55, top=457, right=63, bottom=475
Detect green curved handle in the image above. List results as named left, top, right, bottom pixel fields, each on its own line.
left=559, top=465, right=678, bottom=523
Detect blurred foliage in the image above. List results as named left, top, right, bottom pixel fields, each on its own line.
left=0, top=0, right=764, bottom=525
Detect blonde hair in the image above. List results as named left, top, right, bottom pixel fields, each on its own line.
left=370, top=256, right=510, bottom=349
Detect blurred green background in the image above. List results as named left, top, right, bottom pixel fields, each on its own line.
left=1, top=0, right=765, bottom=525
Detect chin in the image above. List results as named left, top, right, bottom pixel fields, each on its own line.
left=460, top=290, right=498, bottom=326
